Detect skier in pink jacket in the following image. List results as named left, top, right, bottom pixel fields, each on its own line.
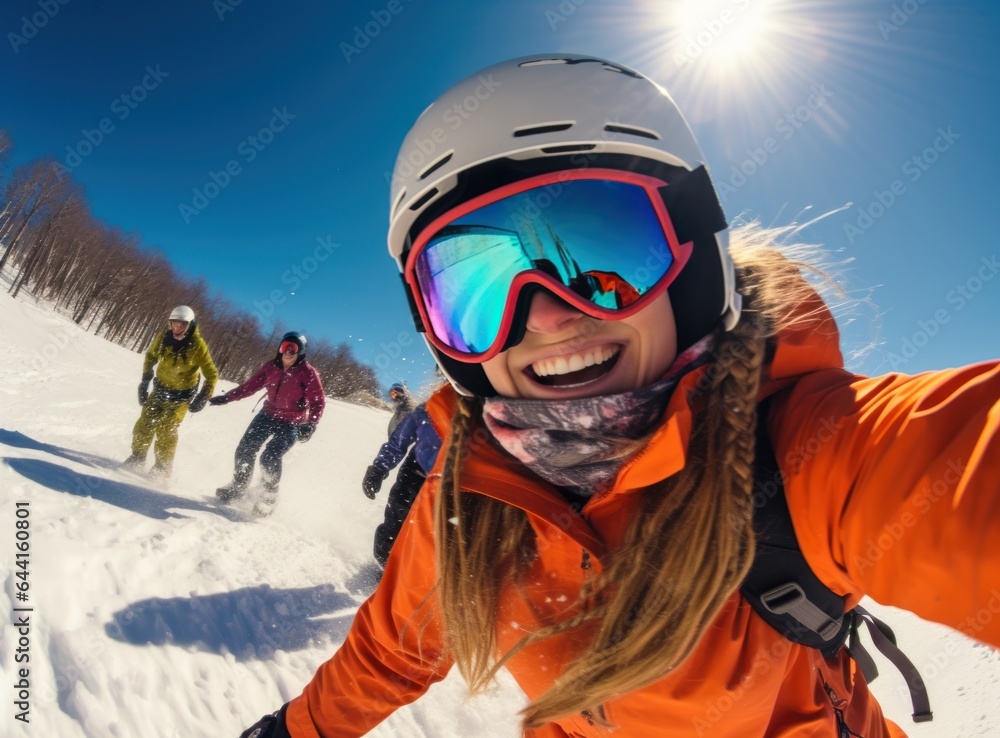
left=210, top=331, right=325, bottom=512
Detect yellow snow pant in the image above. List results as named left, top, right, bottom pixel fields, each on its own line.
left=130, top=394, right=190, bottom=472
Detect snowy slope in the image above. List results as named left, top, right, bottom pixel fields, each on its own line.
left=0, top=289, right=997, bottom=737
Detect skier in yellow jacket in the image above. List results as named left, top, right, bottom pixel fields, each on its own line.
left=124, top=305, right=218, bottom=477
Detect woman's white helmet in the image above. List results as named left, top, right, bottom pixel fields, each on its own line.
left=388, top=53, right=740, bottom=395
left=169, top=305, right=195, bottom=322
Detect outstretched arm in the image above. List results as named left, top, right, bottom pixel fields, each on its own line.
left=284, top=482, right=451, bottom=737
left=222, top=363, right=270, bottom=403
left=774, top=361, right=1000, bottom=647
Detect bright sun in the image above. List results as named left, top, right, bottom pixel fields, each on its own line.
left=673, top=0, right=773, bottom=68
left=623, top=0, right=818, bottom=129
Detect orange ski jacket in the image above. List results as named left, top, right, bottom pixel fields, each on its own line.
left=287, top=300, right=1000, bottom=737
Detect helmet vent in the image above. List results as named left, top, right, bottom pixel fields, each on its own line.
left=540, top=144, right=596, bottom=154
left=600, top=63, right=642, bottom=78
left=513, top=122, right=574, bottom=138
left=419, top=151, right=453, bottom=180
left=604, top=123, right=660, bottom=140
left=391, top=187, right=407, bottom=217
left=409, top=187, right=439, bottom=212
left=518, top=58, right=569, bottom=68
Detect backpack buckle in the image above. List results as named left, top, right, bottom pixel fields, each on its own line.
left=762, top=583, right=842, bottom=641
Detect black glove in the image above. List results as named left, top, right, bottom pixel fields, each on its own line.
left=138, top=373, right=152, bottom=405
left=188, top=387, right=210, bottom=413
left=363, top=464, right=389, bottom=499
left=208, top=395, right=230, bottom=406
left=239, top=704, right=291, bottom=738
left=297, top=423, right=316, bottom=443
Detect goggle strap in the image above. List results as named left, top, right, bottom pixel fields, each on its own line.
left=661, top=165, right=728, bottom=244
left=401, top=271, right=427, bottom=334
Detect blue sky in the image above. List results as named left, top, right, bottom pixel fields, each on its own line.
left=3, top=0, right=998, bottom=390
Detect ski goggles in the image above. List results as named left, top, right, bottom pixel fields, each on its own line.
left=403, top=168, right=693, bottom=362
left=280, top=341, right=299, bottom=355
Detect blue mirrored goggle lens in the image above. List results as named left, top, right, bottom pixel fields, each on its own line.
left=414, top=179, right=674, bottom=355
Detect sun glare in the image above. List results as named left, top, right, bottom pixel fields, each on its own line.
left=598, top=0, right=941, bottom=184
left=673, top=0, right=773, bottom=69
left=616, top=0, right=841, bottom=130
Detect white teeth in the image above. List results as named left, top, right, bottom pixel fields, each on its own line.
left=532, top=346, right=618, bottom=377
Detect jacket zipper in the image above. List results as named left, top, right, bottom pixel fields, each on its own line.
left=273, top=370, right=288, bottom=405
left=820, top=671, right=864, bottom=737
left=577, top=548, right=604, bottom=731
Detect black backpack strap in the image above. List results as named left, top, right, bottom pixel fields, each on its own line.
left=741, top=397, right=852, bottom=657
left=850, top=606, right=933, bottom=722
left=741, top=398, right=933, bottom=724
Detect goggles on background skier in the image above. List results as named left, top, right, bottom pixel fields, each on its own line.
left=403, top=168, right=693, bottom=363
left=280, top=341, right=299, bottom=355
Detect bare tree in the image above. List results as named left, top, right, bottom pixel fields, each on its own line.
left=0, top=129, right=12, bottom=188
left=0, top=160, right=72, bottom=275
left=9, top=183, right=85, bottom=298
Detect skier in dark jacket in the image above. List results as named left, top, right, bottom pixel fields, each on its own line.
left=386, top=382, right=413, bottom=436
left=210, top=331, right=325, bottom=514
left=362, top=403, right=441, bottom=567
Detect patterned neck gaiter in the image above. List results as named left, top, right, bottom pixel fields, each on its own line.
left=482, top=336, right=713, bottom=495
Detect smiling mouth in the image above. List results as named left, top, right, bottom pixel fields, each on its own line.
left=527, top=345, right=621, bottom=387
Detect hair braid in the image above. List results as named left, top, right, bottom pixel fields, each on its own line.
left=436, top=395, right=534, bottom=691
left=520, top=287, right=770, bottom=727
left=708, top=275, right=768, bottom=556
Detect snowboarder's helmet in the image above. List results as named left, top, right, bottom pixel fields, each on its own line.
left=280, top=331, right=307, bottom=358
left=387, top=53, right=739, bottom=397
left=169, top=305, right=195, bottom=322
